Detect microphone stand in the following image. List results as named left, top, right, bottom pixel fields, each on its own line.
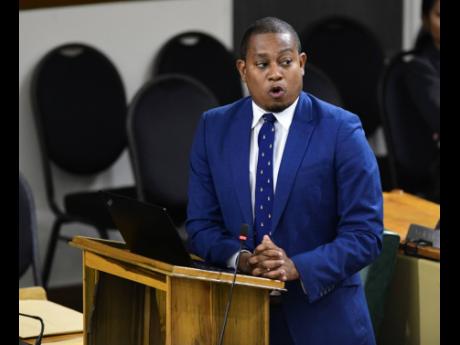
left=216, top=224, right=248, bottom=345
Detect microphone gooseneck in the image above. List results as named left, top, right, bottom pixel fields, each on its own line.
left=216, top=224, right=249, bottom=345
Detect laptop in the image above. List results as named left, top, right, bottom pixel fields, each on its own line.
left=99, top=191, right=232, bottom=272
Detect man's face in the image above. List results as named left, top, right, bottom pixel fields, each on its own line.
left=237, top=32, right=307, bottom=112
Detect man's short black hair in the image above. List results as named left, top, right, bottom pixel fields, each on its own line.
left=239, top=17, right=302, bottom=60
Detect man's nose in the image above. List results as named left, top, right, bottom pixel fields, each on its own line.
left=268, top=64, right=282, bottom=81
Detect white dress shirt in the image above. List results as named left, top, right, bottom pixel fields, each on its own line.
left=227, top=97, right=299, bottom=268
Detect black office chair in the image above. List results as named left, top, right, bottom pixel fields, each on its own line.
left=303, top=63, right=344, bottom=107
left=127, top=74, right=218, bottom=238
left=152, top=31, right=243, bottom=106
left=378, top=50, right=438, bottom=198
left=19, top=172, right=42, bottom=286
left=301, top=16, right=385, bottom=137
left=30, top=43, right=137, bottom=286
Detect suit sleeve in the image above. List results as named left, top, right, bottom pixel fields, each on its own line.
left=185, top=112, right=241, bottom=267
left=291, top=114, right=383, bottom=303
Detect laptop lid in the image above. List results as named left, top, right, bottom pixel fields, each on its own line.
left=99, top=191, right=193, bottom=267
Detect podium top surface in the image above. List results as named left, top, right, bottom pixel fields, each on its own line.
left=70, top=236, right=285, bottom=291
left=383, top=190, right=440, bottom=241
left=383, top=190, right=440, bottom=261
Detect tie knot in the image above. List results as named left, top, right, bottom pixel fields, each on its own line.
left=263, top=113, right=276, bottom=123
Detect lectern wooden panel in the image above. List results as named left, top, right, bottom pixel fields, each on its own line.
left=70, top=236, right=284, bottom=345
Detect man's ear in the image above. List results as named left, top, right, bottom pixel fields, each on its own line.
left=236, top=59, right=246, bottom=82
left=299, top=52, right=307, bottom=76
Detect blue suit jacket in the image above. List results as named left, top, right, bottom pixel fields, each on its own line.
left=186, top=92, right=383, bottom=344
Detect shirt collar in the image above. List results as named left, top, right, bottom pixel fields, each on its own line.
left=251, top=96, right=299, bottom=130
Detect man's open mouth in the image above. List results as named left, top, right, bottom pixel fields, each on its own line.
left=269, top=85, right=285, bottom=98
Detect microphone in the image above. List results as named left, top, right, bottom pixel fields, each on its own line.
left=217, top=224, right=249, bottom=345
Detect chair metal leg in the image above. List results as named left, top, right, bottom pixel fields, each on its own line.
left=42, top=217, right=66, bottom=288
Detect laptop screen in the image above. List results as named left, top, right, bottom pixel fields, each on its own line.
left=99, top=191, right=193, bottom=267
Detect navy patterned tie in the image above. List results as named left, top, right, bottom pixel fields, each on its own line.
left=254, top=113, right=276, bottom=245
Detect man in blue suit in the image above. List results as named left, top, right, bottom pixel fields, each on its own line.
left=186, top=17, right=383, bottom=345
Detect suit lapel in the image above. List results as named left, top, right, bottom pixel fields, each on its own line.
left=229, top=98, right=253, bottom=230
left=271, top=93, right=316, bottom=235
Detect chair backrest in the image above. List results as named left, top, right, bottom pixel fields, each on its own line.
left=301, top=16, right=385, bottom=137
left=31, top=43, right=127, bottom=213
left=378, top=50, right=435, bottom=191
left=153, top=31, right=243, bottom=106
left=127, top=74, right=218, bottom=225
left=19, top=172, right=42, bottom=286
left=360, top=230, right=400, bottom=339
left=303, top=63, right=343, bottom=107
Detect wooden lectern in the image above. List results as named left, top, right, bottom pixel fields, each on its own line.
left=70, top=236, right=285, bottom=345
